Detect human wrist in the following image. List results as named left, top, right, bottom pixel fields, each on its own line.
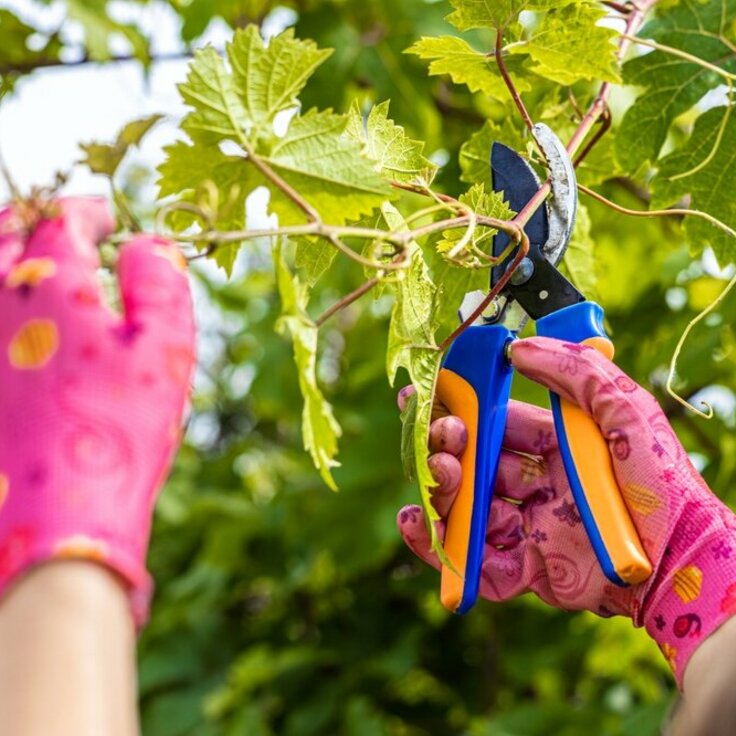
left=665, top=616, right=736, bottom=736
left=0, top=561, right=139, bottom=736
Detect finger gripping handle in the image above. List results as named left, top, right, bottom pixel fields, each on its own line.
left=537, top=303, right=652, bottom=587
left=436, top=325, right=515, bottom=614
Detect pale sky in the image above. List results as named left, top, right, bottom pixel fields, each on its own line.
left=0, top=0, right=292, bottom=201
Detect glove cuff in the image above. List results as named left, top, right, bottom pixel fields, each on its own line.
left=640, top=493, right=736, bottom=688
left=0, top=528, right=153, bottom=628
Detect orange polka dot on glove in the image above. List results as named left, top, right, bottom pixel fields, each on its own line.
left=0, top=198, right=196, bottom=626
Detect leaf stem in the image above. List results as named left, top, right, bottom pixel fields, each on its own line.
left=620, top=34, right=736, bottom=82
left=0, top=146, right=21, bottom=200
left=578, top=183, right=736, bottom=239
left=667, top=270, right=736, bottom=419
left=244, top=149, right=320, bottom=223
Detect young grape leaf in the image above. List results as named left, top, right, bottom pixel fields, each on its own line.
left=446, top=0, right=562, bottom=32
left=228, top=26, right=333, bottom=137
left=274, top=244, right=342, bottom=490
left=294, top=236, right=337, bottom=286
left=406, top=36, right=533, bottom=101
left=459, top=117, right=527, bottom=185
left=651, top=106, right=736, bottom=262
left=161, top=27, right=393, bottom=271
left=430, top=184, right=514, bottom=335
left=508, top=3, right=620, bottom=86
left=616, top=0, right=736, bottom=172
left=435, top=183, right=514, bottom=255
left=178, top=46, right=250, bottom=146
left=346, top=100, right=438, bottom=185
left=80, top=114, right=163, bottom=178
left=158, top=140, right=260, bottom=273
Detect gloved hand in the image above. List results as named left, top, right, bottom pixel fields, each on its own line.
left=0, top=197, right=196, bottom=626
left=398, top=337, right=736, bottom=687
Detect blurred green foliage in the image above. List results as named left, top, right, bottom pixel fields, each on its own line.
left=3, top=1, right=736, bottom=734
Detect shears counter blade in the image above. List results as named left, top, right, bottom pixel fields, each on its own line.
left=436, top=124, right=652, bottom=615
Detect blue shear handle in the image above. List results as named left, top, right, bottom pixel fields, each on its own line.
left=436, top=324, right=515, bottom=614
left=536, top=302, right=652, bottom=587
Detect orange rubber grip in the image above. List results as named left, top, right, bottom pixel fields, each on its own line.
left=558, top=337, right=652, bottom=585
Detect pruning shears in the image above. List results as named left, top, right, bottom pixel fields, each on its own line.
left=436, top=123, right=653, bottom=615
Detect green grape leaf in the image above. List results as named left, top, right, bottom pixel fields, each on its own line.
left=508, top=3, right=620, bottom=86
left=346, top=100, right=438, bottom=185
left=431, top=261, right=487, bottom=338
left=406, top=36, right=532, bottom=101
left=651, top=106, right=736, bottom=262
left=561, top=202, right=598, bottom=301
left=228, top=26, right=333, bottom=136
left=80, top=114, right=163, bottom=178
left=294, top=236, right=337, bottom=286
left=157, top=140, right=259, bottom=274
left=263, top=109, right=394, bottom=225
left=67, top=0, right=149, bottom=63
left=459, top=117, right=527, bottom=185
left=616, top=0, right=736, bottom=172
left=274, top=244, right=342, bottom=490
left=384, top=203, right=443, bottom=546
left=436, top=183, right=515, bottom=255
left=178, top=46, right=250, bottom=146
left=446, top=0, right=561, bottom=32
left=161, top=27, right=393, bottom=271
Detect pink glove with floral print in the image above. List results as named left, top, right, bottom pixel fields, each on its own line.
left=0, top=198, right=196, bottom=625
left=398, top=337, right=736, bottom=687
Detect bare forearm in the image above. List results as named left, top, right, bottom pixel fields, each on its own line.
left=668, top=615, right=736, bottom=736
left=0, top=562, right=139, bottom=736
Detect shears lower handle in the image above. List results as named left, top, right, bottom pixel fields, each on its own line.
left=536, top=302, right=652, bottom=587
left=436, top=324, right=515, bottom=614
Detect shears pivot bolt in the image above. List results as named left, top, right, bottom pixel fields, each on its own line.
left=506, top=257, right=535, bottom=286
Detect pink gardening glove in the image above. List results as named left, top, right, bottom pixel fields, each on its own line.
left=398, top=337, right=736, bottom=687
left=0, top=197, right=196, bottom=625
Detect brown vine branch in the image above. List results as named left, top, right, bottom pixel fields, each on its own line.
left=0, top=49, right=202, bottom=77
left=573, top=103, right=612, bottom=168
left=315, top=276, right=381, bottom=327
left=494, top=30, right=534, bottom=133
left=602, top=1, right=635, bottom=14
